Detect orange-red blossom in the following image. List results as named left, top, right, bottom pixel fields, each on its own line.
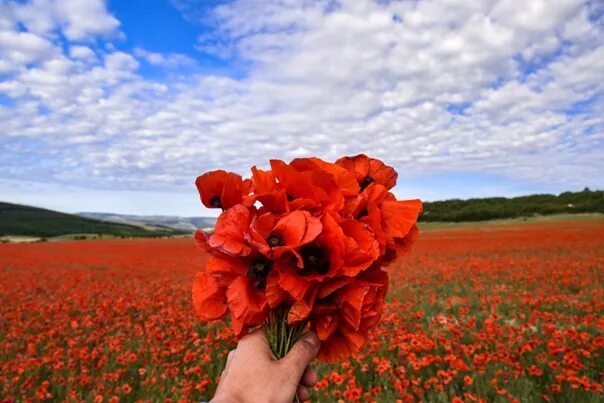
left=192, top=154, right=422, bottom=362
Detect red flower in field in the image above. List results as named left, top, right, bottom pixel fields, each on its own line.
left=528, top=365, right=543, bottom=376
left=196, top=170, right=252, bottom=210
left=336, top=154, right=398, bottom=190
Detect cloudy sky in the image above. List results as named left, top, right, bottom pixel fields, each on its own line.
left=1, top=0, right=603, bottom=216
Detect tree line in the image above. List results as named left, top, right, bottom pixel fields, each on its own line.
left=420, top=188, right=604, bottom=222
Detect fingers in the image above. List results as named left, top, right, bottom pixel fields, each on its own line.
left=301, top=366, right=318, bottom=387
left=296, top=384, right=309, bottom=402
left=280, top=332, right=320, bottom=380
left=236, top=329, right=273, bottom=358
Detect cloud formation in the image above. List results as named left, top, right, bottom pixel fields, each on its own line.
left=1, top=0, right=603, bottom=212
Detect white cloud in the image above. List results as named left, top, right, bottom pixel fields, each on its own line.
left=0, top=30, right=55, bottom=73
left=70, top=45, right=96, bottom=60
left=133, top=47, right=196, bottom=69
left=12, top=0, right=120, bottom=40
left=1, top=0, right=603, bottom=215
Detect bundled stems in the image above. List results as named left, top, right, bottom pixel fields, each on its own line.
left=263, top=306, right=308, bottom=359
left=263, top=306, right=308, bottom=402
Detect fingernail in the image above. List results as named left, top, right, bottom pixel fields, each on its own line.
left=303, top=332, right=320, bottom=348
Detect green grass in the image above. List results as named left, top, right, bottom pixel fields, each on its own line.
left=419, top=213, right=604, bottom=231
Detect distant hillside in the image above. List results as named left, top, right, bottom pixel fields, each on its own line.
left=0, top=202, right=184, bottom=238
left=420, top=188, right=604, bottom=222
left=78, top=212, right=216, bottom=231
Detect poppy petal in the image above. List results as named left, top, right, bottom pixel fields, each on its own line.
left=339, top=283, right=369, bottom=330
left=368, top=158, right=398, bottom=190
left=314, top=314, right=338, bottom=341
left=287, top=287, right=318, bottom=324
left=317, top=277, right=353, bottom=299
left=335, top=154, right=370, bottom=184
left=192, top=272, right=228, bottom=320
left=380, top=199, right=423, bottom=238
left=273, top=210, right=322, bottom=247
left=194, top=229, right=211, bottom=253
left=394, top=224, right=420, bottom=256
left=226, top=276, right=267, bottom=325
left=307, top=157, right=360, bottom=196
left=209, top=205, right=253, bottom=257
left=251, top=166, right=277, bottom=194
left=265, top=270, right=290, bottom=308
left=340, top=219, right=380, bottom=276
left=196, top=170, right=248, bottom=210
left=277, top=263, right=312, bottom=301
left=206, top=254, right=247, bottom=278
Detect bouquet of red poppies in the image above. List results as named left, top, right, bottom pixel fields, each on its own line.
left=192, top=155, right=421, bottom=362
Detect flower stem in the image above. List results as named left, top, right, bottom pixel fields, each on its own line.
left=263, top=306, right=308, bottom=402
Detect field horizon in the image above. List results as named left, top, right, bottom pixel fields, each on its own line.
left=2, top=187, right=603, bottom=243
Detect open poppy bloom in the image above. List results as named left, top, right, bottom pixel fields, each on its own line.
left=195, top=170, right=253, bottom=210
left=192, top=154, right=422, bottom=362
left=336, top=154, right=398, bottom=191
left=246, top=210, right=323, bottom=262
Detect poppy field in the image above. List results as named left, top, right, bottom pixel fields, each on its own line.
left=1, top=219, right=603, bottom=402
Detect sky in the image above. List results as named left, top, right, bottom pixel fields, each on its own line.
left=0, top=0, right=603, bottom=216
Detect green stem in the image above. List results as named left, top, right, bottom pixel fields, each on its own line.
left=263, top=306, right=309, bottom=402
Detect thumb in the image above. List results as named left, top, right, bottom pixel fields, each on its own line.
left=280, top=332, right=320, bottom=379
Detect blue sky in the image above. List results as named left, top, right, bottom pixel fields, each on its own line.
left=0, top=0, right=603, bottom=216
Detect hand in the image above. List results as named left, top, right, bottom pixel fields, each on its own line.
left=211, top=330, right=320, bottom=403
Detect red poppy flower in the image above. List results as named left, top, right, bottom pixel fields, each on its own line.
left=247, top=210, right=322, bottom=262
left=249, top=166, right=289, bottom=214
left=265, top=261, right=354, bottom=324
left=195, top=170, right=252, bottom=210
left=292, top=157, right=360, bottom=196
left=263, top=212, right=380, bottom=312
left=195, top=204, right=254, bottom=257
left=310, top=267, right=389, bottom=362
left=193, top=252, right=273, bottom=336
left=336, top=154, right=398, bottom=190
left=270, top=159, right=344, bottom=212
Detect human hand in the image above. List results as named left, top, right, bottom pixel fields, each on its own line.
left=211, top=330, right=320, bottom=403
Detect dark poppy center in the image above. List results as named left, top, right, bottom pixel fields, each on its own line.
left=209, top=196, right=222, bottom=208
left=299, top=245, right=330, bottom=276
left=267, top=232, right=285, bottom=247
left=360, top=176, right=375, bottom=191
left=357, top=208, right=369, bottom=219
left=286, top=193, right=295, bottom=201
left=247, top=259, right=273, bottom=289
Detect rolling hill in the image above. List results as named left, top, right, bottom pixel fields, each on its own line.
left=78, top=212, right=216, bottom=232
left=0, top=202, right=186, bottom=238
left=2, top=188, right=602, bottom=240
